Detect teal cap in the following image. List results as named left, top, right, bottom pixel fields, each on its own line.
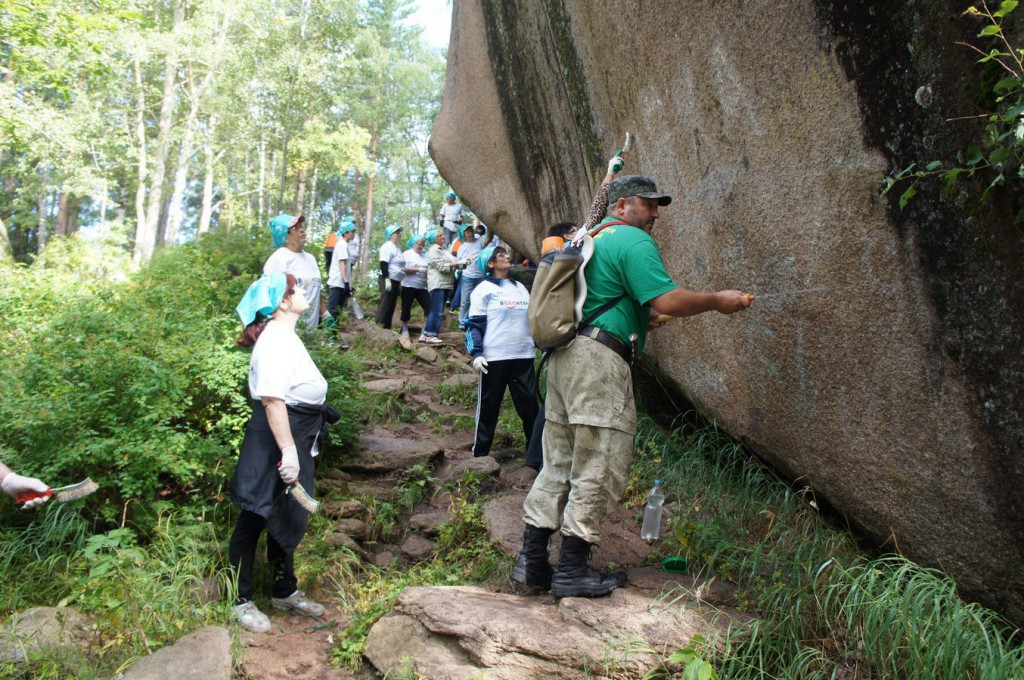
left=407, top=234, right=425, bottom=249
left=385, top=225, right=403, bottom=239
left=339, top=223, right=357, bottom=235
left=236, top=273, right=288, bottom=326
left=269, top=214, right=303, bottom=247
left=445, top=190, right=456, bottom=199
left=477, top=246, right=506, bottom=276
left=424, top=229, right=438, bottom=246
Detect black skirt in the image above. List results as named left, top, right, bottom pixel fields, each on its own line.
left=230, top=400, right=339, bottom=551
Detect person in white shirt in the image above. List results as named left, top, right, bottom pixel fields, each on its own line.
left=263, top=214, right=332, bottom=330
left=230, top=272, right=337, bottom=633
left=455, top=221, right=493, bottom=329
left=438, top=191, right=463, bottom=251
left=400, top=233, right=431, bottom=340
left=375, top=225, right=406, bottom=329
left=326, top=222, right=358, bottom=318
left=464, top=246, right=538, bottom=459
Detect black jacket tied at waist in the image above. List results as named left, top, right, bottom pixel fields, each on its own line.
left=230, top=400, right=338, bottom=552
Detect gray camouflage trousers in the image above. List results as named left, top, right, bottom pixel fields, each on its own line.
left=522, top=335, right=636, bottom=544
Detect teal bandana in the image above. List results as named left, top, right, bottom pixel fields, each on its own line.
left=269, top=214, right=302, bottom=247
left=476, top=246, right=497, bottom=276
left=236, top=273, right=287, bottom=326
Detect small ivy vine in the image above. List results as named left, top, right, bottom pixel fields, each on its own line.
left=880, top=0, right=1023, bottom=208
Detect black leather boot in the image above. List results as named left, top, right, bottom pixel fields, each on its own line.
left=511, top=524, right=555, bottom=588
left=550, top=535, right=627, bottom=598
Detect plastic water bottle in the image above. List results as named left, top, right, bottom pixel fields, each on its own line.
left=640, top=480, right=665, bottom=540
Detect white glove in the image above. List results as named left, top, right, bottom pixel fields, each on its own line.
left=607, top=155, right=624, bottom=175
left=472, top=356, right=489, bottom=374
left=384, top=279, right=392, bottom=293
left=2, top=473, right=51, bottom=509
left=279, top=445, right=300, bottom=484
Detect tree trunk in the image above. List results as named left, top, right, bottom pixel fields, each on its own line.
left=136, top=0, right=183, bottom=264
left=258, top=137, right=267, bottom=227
left=35, top=193, right=47, bottom=252
left=294, top=166, right=306, bottom=214
left=198, top=114, right=217, bottom=234
left=56, top=192, right=71, bottom=236
left=165, top=120, right=193, bottom=246
left=359, top=122, right=379, bottom=274
left=0, top=217, right=13, bottom=265
left=165, top=10, right=229, bottom=243
left=99, top=178, right=108, bottom=231
left=308, top=167, right=318, bottom=230
left=133, top=52, right=148, bottom=248
left=278, top=135, right=289, bottom=213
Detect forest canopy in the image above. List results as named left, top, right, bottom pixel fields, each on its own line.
left=0, top=0, right=445, bottom=266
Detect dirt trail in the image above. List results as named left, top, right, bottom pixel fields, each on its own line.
left=237, top=319, right=660, bottom=679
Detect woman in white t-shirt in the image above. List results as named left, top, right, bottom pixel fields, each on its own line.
left=400, top=233, right=431, bottom=340
left=464, top=246, right=539, bottom=460
left=375, top=225, right=406, bottom=329
left=229, top=273, right=338, bottom=634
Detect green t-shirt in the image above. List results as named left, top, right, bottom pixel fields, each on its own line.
left=582, top=217, right=677, bottom=355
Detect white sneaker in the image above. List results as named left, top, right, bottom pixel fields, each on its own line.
left=233, top=601, right=271, bottom=633
left=271, top=590, right=326, bottom=618
left=424, top=336, right=443, bottom=345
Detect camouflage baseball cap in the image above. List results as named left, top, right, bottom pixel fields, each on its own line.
left=607, top=175, right=672, bottom=206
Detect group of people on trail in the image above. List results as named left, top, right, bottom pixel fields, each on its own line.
left=4, top=147, right=752, bottom=636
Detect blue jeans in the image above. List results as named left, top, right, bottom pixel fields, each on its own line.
left=424, top=288, right=448, bottom=336
left=459, top=275, right=484, bottom=326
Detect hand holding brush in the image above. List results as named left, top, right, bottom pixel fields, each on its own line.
left=2, top=463, right=97, bottom=509
left=278, top=446, right=320, bottom=514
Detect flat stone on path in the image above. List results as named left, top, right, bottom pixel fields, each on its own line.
left=320, top=498, right=363, bottom=518
left=400, top=534, right=436, bottom=561
left=326, top=532, right=368, bottom=558
left=333, top=518, right=368, bottom=538
left=364, top=585, right=738, bottom=679
left=453, top=456, right=500, bottom=477
left=339, top=436, right=444, bottom=473
left=408, top=508, right=451, bottom=536
left=441, top=373, right=479, bottom=388
left=119, top=625, right=231, bottom=680
left=363, top=378, right=407, bottom=394
left=415, top=346, right=440, bottom=363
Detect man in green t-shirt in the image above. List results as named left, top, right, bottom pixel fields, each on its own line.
left=515, top=175, right=751, bottom=598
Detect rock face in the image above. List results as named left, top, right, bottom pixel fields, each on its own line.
left=431, top=1, right=1024, bottom=623
left=364, top=585, right=737, bottom=679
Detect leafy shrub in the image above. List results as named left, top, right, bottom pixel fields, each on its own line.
left=0, top=227, right=362, bottom=521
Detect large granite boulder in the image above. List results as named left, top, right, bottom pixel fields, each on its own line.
left=431, top=1, right=1024, bottom=623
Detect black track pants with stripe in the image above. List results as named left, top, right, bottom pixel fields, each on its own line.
left=473, top=357, right=539, bottom=458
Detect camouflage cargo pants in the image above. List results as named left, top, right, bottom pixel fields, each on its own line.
left=522, top=335, right=636, bottom=544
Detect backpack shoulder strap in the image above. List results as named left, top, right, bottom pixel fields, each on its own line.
left=577, top=220, right=629, bottom=327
